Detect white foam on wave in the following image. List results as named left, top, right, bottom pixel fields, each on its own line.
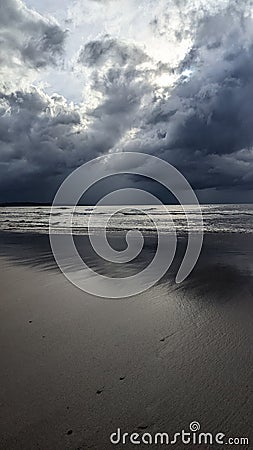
left=0, top=204, right=253, bottom=234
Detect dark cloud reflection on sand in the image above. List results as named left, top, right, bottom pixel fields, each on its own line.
left=0, top=231, right=253, bottom=302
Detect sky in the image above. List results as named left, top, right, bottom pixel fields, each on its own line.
left=1, top=0, right=253, bottom=203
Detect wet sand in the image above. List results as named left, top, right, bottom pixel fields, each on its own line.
left=0, top=232, right=252, bottom=449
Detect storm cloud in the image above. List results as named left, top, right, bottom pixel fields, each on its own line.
left=1, top=0, right=253, bottom=202
left=0, top=0, right=66, bottom=71
left=118, top=1, right=253, bottom=196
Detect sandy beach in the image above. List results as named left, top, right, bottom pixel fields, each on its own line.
left=0, top=231, right=252, bottom=449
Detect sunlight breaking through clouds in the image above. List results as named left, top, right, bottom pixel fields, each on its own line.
left=1, top=0, right=253, bottom=202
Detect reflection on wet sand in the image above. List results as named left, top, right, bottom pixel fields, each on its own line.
left=0, top=231, right=252, bottom=449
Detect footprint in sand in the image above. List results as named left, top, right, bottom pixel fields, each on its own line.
left=96, top=389, right=104, bottom=395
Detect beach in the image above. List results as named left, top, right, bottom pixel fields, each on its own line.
left=2, top=0, right=253, bottom=446
left=0, top=231, right=252, bottom=449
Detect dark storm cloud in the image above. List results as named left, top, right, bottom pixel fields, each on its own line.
left=0, top=32, right=150, bottom=201
left=77, top=37, right=152, bottom=164
left=1, top=0, right=253, bottom=202
left=78, top=36, right=150, bottom=122
left=0, top=1, right=119, bottom=201
left=168, top=13, right=253, bottom=155
left=0, top=0, right=66, bottom=69
left=0, top=87, right=127, bottom=200
left=123, top=2, right=253, bottom=198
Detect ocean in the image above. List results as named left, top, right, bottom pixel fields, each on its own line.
left=0, top=204, right=253, bottom=234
